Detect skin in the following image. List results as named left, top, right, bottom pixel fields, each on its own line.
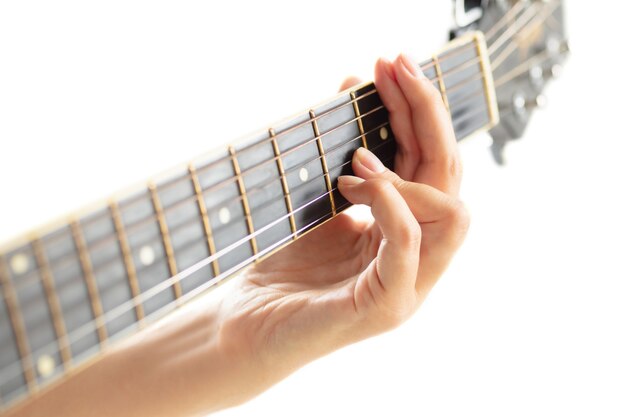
left=9, top=54, right=469, bottom=417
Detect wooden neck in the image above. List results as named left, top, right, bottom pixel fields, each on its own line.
left=0, top=31, right=497, bottom=409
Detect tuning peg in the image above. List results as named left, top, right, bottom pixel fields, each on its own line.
left=510, top=92, right=547, bottom=118
left=548, top=64, right=563, bottom=79
left=528, top=94, right=548, bottom=110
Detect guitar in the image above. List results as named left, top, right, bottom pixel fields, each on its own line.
left=0, top=1, right=568, bottom=412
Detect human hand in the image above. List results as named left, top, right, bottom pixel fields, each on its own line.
left=215, top=54, right=470, bottom=406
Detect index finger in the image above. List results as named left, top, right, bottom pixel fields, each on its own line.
left=375, top=54, right=461, bottom=196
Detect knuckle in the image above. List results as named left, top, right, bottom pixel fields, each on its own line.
left=369, top=178, right=396, bottom=197
left=447, top=200, right=471, bottom=243
left=399, top=220, right=422, bottom=248
left=448, top=153, right=463, bottom=179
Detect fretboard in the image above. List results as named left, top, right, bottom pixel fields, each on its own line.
left=0, top=31, right=497, bottom=410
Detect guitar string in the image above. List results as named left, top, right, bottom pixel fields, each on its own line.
left=7, top=77, right=491, bottom=299
left=0, top=147, right=395, bottom=384
left=10, top=84, right=491, bottom=307
left=0, top=8, right=548, bottom=384
left=490, top=1, right=561, bottom=71
left=6, top=54, right=490, bottom=293
left=3, top=0, right=535, bottom=271
left=1, top=3, right=556, bottom=388
left=0, top=0, right=541, bottom=262
left=5, top=29, right=566, bottom=379
left=0, top=90, right=505, bottom=382
left=29, top=1, right=542, bottom=237
left=487, top=3, right=541, bottom=57
left=483, top=1, right=525, bottom=41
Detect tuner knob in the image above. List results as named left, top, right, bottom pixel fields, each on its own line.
left=511, top=92, right=547, bottom=118
left=530, top=65, right=544, bottom=86
left=528, top=94, right=548, bottom=110
left=549, top=64, right=563, bottom=79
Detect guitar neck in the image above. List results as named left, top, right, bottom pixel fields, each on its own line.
left=0, top=31, right=497, bottom=409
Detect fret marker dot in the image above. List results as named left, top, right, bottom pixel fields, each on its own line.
left=379, top=127, right=389, bottom=140
left=37, top=355, right=55, bottom=377
left=219, top=207, right=231, bottom=225
left=299, top=167, right=309, bottom=182
left=139, top=246, right=155, bottom=266
left=10, top=253, right=29, bottom=275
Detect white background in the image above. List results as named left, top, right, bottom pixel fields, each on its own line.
left=1, top=1, right=625, bottom=416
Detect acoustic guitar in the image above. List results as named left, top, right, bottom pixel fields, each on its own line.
left=0, top=1, right=568, bottom=412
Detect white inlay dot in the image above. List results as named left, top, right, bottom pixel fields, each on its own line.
left=10, top=253, right=29, bottom=275
left=379, top=126, right=389, bottom=140
left=219, top=207, right=231, bottom=225
left=299, top=167, right=309, bottom=182
left=37, top=354, right=55, bottom=377
left=139, top=245, right=155, bottom=266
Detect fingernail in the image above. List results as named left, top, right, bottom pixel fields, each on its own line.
left=355, top=147, right=386, bottom=174
left=399, top=53, right=425, bottom=79
left=338, top=175, right=365, bottom=187
left=379, top=58, right=394, bottom=79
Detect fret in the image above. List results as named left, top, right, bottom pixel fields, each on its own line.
left=313, top=94, right=362, bottom=210
left=473, top=32, right=499, bottom=129
left=432, top=55, right=450, bottom=112
left=0, top=288, right=32, bottom=406
left=118, top=191, right=176, bottom=317
left=350, top=91, right=368, bottom=149
left=39, top=227, right=100, bottom=363
left=80, top=209, right=138, bottom=339
left=70, top=221, right=107, bottom=344
left=275, top=112, right=331, bottom=235
left=189, top=163, right=220, bottom=278
left=439, top=38, right=489, bottom=140
left=0, top=256, right=35, bottom=398
left=148, top=183, right=182, bottom=301
left=232, top=132, right=293, bottom=253
left=8, top=245, right=63, bottom=385
left=157, top=169, right=215, bottom=295
left=31, top=239, right=72, bottom=369
left=352, top=83, right=397, bottom=169
left=109, top=202, right=145, bottom=324
left=270, top=128, right=297, bottom=239
left=196, top=151, right=253, bottom=274
left=309, top=109, right=336, bottom=216
left=228, top=145, right=259, bottom=258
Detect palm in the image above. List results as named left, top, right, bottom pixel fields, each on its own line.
left=225, top=212, right=380, bottom=361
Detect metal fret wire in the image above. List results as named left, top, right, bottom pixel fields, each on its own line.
left=1, top=52, right=535, bottom=383
left=6, top=80, right=492, bottom=310
left=3, top=94, right=497, bottom=383
left=8, top=72, right=490, bottom=298
left=0, top=148, right=395, bottom=384
left=0, top=27, right=535, bottom=386
left=8, top=56, right=492, bottom=296
left=2, top=2, right=560, bottom=394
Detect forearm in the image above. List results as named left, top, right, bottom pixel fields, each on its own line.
left=8, top=296, right=239, bottom=417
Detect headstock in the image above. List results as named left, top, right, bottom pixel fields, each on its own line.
left=450, top=0, right=569, bottom=164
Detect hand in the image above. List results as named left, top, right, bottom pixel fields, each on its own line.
left=216, top=54, right=470, bottom=405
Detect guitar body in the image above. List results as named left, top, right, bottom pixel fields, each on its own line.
left=0, top=1, right=568, bottom=414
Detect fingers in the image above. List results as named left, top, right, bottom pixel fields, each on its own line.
left=352, top=147, right=468, bottom=244
left=374, top=58, right=419, bottom=180
left=338, top=76, right=362, bottom=92
left=337, top=175, right=421, bottom=322
left=375, top=54, right=462, bottom=196
left=350, top=147, right=470, bottom=297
